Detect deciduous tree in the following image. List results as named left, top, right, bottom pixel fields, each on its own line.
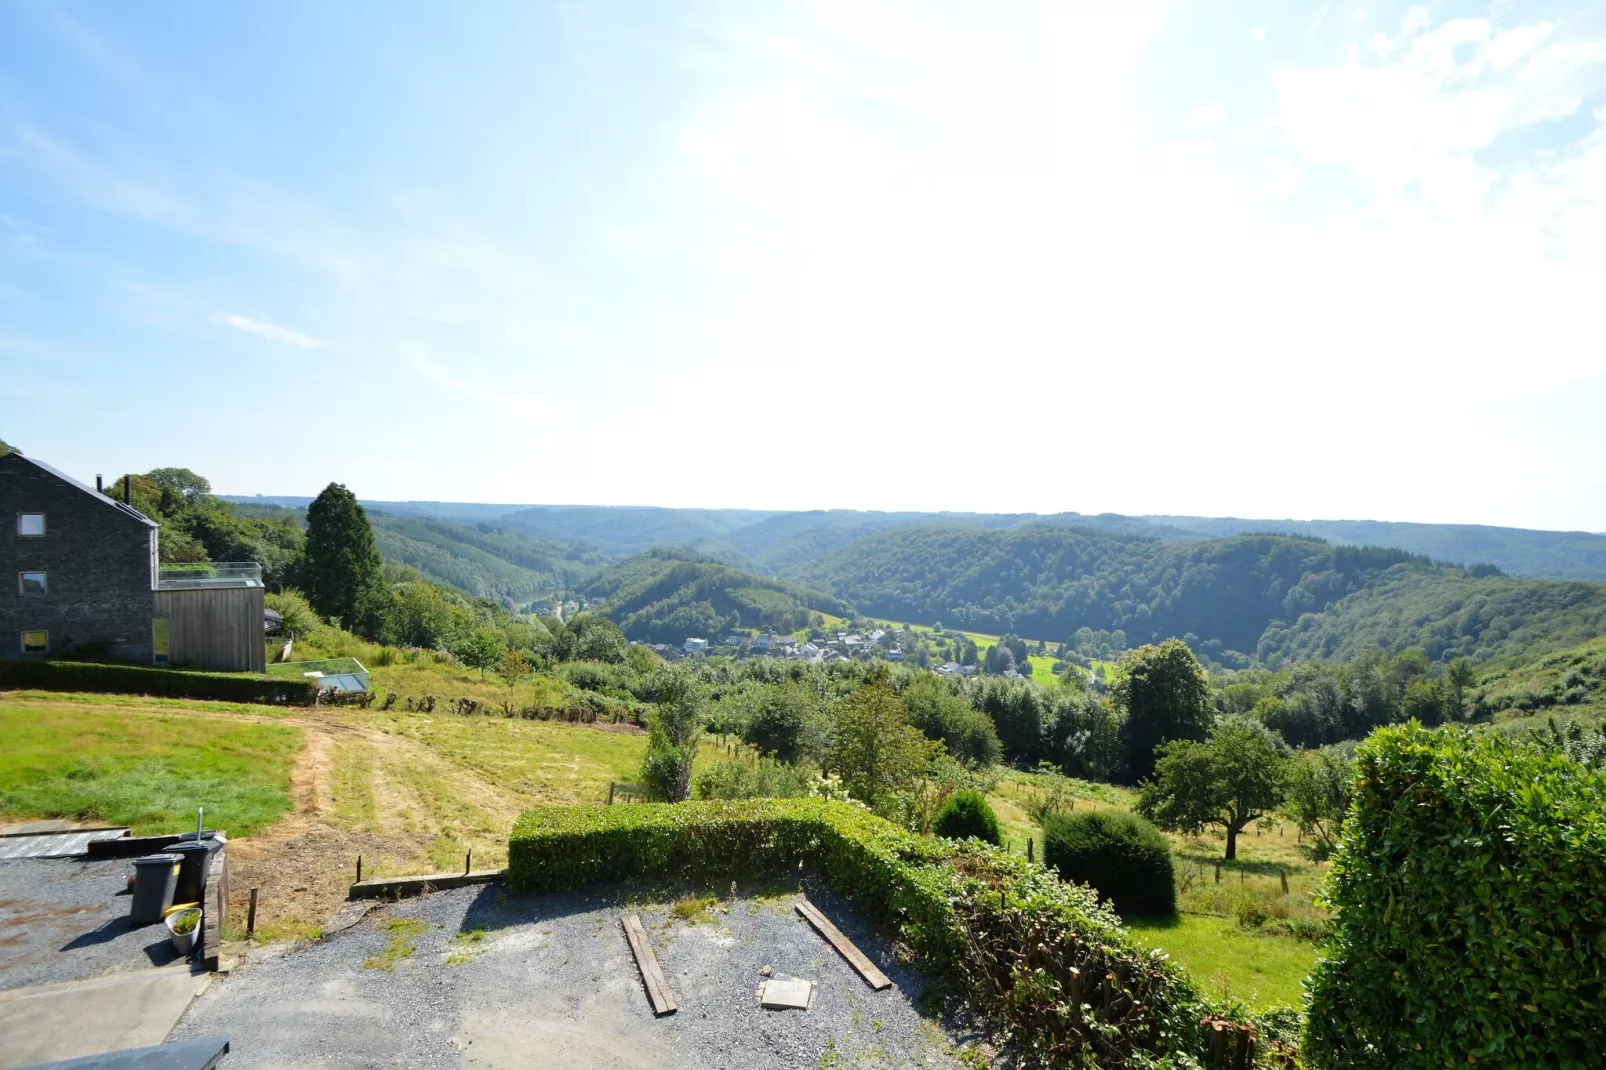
left=1137, top=716, right=1289, bottom=860
left=1114, top=638, right=1215, bottom=782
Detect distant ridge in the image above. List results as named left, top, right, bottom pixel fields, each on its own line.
left=219, top=498, right=1606, bottom=583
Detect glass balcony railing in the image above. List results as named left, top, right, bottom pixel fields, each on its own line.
left=156, top=561, right=264, bottom=589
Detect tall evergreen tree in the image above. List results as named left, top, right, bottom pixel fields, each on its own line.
left=302, top=483, right=391, bottom=638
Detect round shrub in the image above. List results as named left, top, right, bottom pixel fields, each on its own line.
left=932, top=789, right=1001, bottom=845
left=1041, top=810, right=1175, bottom=917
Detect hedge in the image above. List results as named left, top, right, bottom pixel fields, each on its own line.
left=510, top=799, right=1242, bottom=1067
left=1305, top=724, right=1606, bottom=1068
left=1042, top=810, right=1177, bottom=918
left=0, top=659, right=319, bottom=706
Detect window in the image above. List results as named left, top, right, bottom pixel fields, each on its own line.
left=19, top=571, right=46, bottom=597
left=21, top=631, right=47, bottom=654
left=152, top=619, right=169, bottom=664
left=18, top=513, right=44, bottom=537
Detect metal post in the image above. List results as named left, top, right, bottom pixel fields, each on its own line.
left=465, top=850, right=472, bottom=875
left=247, top=888, right=258, bottom=937
left=356, top=855, right=363, bottom=883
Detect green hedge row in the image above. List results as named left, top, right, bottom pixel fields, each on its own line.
left=1306, top=724, right=1606, bottom=1068
left=510, top=799, right=1236, bottom=1067
left=0, top=659, right=319, bottom=706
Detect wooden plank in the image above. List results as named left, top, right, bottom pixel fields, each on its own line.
left=621, top=914, right=677, bottom=1016
left=795, top=900, right=892, bottom=991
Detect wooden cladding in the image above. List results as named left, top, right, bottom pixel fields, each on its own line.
left=153, top=586, right=265, bottom=673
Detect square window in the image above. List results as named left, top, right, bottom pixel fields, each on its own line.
left=19, top=571, right=46, bottom=597
left=21, top=631, right=47, bottom=654
left=18, top=513, right=45, bottom=537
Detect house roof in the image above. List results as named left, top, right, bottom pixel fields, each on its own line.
left=9, top=453, right=157, bottom=528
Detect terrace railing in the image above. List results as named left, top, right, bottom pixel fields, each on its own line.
left=156, top=561, right=264, bottom=589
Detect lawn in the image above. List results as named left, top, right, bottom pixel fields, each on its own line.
left=0, top=695, right=300, bottom=835
left=988, top=768, right=1326, bottom=1011
left=1126, top=915, right=1318, bottom=1010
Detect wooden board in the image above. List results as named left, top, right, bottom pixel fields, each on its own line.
left=622, top=915, right=677, bottom=1016
left=795, top=900, right=892, bottom=991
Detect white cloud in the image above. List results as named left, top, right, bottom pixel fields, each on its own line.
left=1251, top=26, right=1267, bottom=44
left=1188, top=101, right=1228, bottom=128
left=214, top=313, right=323, bottom=349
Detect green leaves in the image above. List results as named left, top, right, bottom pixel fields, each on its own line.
left=1305, top=725, right=1606, bottom=1068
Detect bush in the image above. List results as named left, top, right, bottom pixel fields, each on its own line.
left=508, top=799, right=1240, bottom=1066
left=694, top=757, right=811, bottom=800
left=932, top=789, right=1001, bottom=845
left=1042, top=810, right=1176, bottom=918
left=0, top=660, right=318, bottom=705
left=265, top=589, right=322, bottom=638
left=1305, top=725, right=1606, bottom=1068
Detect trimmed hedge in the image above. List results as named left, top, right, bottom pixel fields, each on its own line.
left=932, top=789, right=1001, bottom=845
left=510, top=799, right=1234, bottom=1066
left=1306, top=725, right=1606, bottom=1068
left=1042, top=810, right=1176, bottom=918
left=0, top=659, right=319, bottom=706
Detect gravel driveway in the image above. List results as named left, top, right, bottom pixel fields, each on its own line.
left=172, top=878, right=979, bottom=1069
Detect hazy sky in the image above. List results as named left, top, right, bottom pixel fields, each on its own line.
left=3, top=2, right=1604, bottom=531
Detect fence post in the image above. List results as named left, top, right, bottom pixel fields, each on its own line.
left=1027, top=837, right=1034, bottom=864
left=247, top=888, right=258, bottom=938
left=608, top=782, right=615, bottom=805
left=466, top=850, right=472, bottom=875
left=356, top=856, right=363, bottom=883
left=1280, top=869, right=1289, bottom=895
left=1214, top=862, right=1220, bottom=884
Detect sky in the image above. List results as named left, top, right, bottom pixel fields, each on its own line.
left=3, top=1, right=1605, bottom=532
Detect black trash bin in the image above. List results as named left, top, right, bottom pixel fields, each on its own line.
left=170, top=840, right=214, bottom=905
left=130, top=853, right=181, bottom=925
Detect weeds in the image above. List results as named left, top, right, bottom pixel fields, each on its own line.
left=365, top=918, right=428, bottom=971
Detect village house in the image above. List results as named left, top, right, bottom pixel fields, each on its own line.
left=1, top=450, right=265, bottom=671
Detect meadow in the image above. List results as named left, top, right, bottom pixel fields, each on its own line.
left=0, top=676, right=1322, bottom=1007
left=987, top=770, right=1326, bottom=1011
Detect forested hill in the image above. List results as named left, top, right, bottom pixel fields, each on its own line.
left=225, top=498, right=1606, bottom=582
left=581, top=548, right=851, bottom=644
left=231, top=502, right=600, bottom=606
left=1142, top=516, right=1606, bottom=583
left=789, top=525, right=1606, bottom=666
left=1256, top=566, right=1606, bottom=667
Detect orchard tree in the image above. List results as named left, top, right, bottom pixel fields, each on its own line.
left=641, top=666, right=706, bottom=802
left=1114, top=638, right=1215, bottom=782
left=831, top=673, right=939, bottom=804
left=1284, top=744, right=1357, bottom=858
left=302, top=483, right=391, bottom=638
left=497, top=648, right=533, bottom=699
left=1136, top=716, right=1289, bottom=860
left=453, top=629, right=506, bottom=679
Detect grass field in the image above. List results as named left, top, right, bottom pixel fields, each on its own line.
left=988, top=769, right=1326, bottom=1011
left=1126, top=915, right=1318, bottom=1010
left=0, top=693, right=300, bottom=835
left=0, top=684, right=1323, bottom=1006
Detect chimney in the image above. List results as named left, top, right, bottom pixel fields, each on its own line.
left=96, top=474, right=103, bottom=493
left=123, top=475, right=131, bottom=505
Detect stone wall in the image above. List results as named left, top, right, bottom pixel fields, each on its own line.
left=0, top=454, right=157, bottom=660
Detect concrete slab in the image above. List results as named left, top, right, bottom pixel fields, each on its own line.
left=758, top=978, right=814, bottom=1010
left=0, top=966, right=207, bottom=1070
